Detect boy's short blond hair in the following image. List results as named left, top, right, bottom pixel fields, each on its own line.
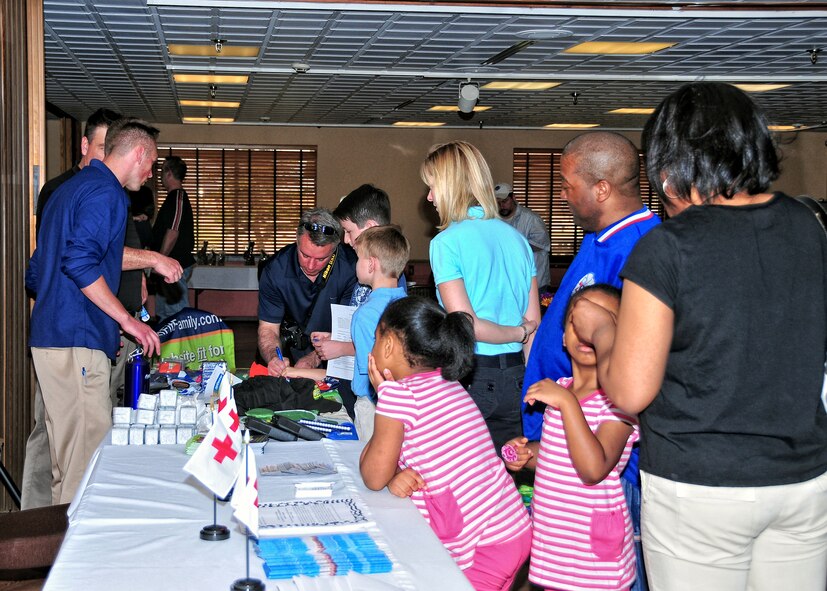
left=354, top=225, right=410, bottom=279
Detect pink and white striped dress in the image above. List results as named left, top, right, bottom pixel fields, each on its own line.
left=529, top=377, right=639, bottom=591
left=375, top=370, right=531, bottom=570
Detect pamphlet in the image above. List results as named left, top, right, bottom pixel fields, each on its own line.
left=258, top=497, right=372, bottom=536
left=325, top=304, right=356, bottom=380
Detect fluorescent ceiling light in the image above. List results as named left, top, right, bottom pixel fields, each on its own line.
left=732, top=83, right=790, bottom=93
left=609, top=108, right=655, bottom=114
left=564, top=41, right=675, bottom=55
left=174, top=74, right=249, bottom=84
left=168, top=44, right=259, bottom=58
left=481, top=81, right=560, bottom=91
left=180, top=100, right=240, bottom=108
left=767, top=125, right=798, bottom=131
left=393, top=121, right=445, bottom=127
left=544, top=123, right=600, bottom=129
left=183, top=117, right=235, bottom=124
left=428, top=105, right=492, bottom=112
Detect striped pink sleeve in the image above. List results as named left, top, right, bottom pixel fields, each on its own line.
left=375, top=381, right=418, bottom=430
left=601, top=400, right=640, bottom=444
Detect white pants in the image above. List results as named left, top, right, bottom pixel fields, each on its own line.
left=641, top=470, right=827, bottom=591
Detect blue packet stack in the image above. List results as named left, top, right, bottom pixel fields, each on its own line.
left=256, top=532, right=393, bottom=579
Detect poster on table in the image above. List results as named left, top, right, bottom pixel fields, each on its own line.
left=157, top=307, right=236, bottom=370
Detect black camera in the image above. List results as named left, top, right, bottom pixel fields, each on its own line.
left=280, top=319, right=310, bottom=352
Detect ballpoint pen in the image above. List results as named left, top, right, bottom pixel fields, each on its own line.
left=275, top=346, right=290, bottom=381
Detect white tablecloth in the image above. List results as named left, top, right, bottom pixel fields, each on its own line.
left=44, top=440, right=472, bottom=591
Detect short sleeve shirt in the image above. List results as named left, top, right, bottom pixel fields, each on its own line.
left=622, top=194, right=827, bottom=486
left=258, top=242, right=358, bottom=353
left=430, top=206, right=535, bottom=356
left=522, top=207, right=659, bottom=440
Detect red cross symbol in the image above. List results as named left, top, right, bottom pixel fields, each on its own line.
left=211, top=435, right=238, bottom=464
left=228, top=409, right=239, bottom=432
left=218, top=396, right=227, bottom=412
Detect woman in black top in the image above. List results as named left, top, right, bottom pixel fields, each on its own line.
left=572, top=82, right=827, bottom=591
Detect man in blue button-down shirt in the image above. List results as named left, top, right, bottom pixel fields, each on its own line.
left=26, top=118, right=162, bottom=505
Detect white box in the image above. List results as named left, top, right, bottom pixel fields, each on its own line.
left=144, top=426, right=160, bottom=445
left=111, top=426, right=130, bottom=446
left=178, top=406, right=197, bottom=425
left=176, top=426, right=194, bottom=444
left=129, top=425, right=145, bottom=445
left=159, top=389, right=178, bottom=407
left=135, top=409, right=156, bottom=425
left=112, top=407, right=131, bottom=425
left=137, top=393, right=158, bottom=411
left=157, top=408, right=177, bottom=425
left=294, top=482, right=334, bottom=499
left=159, top=426, right=177, bottom=445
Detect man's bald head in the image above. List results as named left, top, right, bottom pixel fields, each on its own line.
left=561, top=132, right=640, bottom=199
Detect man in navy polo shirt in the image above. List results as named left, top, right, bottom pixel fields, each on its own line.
left=258, top=208, right=358, bottom=377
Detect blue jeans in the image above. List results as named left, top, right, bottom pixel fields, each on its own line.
left=155, top=265, right=193, bottom=323
left=623, top=473, right=649, bottom=591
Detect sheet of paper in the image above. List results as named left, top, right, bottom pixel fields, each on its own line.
left=258, top=497, right=372, bottom=536
left=326, top=304, right=356, bottom=380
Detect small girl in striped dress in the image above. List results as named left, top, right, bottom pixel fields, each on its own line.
left=360, top=296, right=532, bottom=591
left=504, top=284, right=639, bottom=591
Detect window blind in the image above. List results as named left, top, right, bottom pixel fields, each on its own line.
left=155, top=145, right=317, bottom=255
left=512, top=148, right=666, bottom=262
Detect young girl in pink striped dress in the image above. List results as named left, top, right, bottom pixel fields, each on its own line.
left=505, top=284, right=639, bottom=591
left=360, top=296, right=532, bottom=591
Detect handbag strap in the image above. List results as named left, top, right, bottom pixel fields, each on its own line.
left=795, top=196, right=827, bottom=236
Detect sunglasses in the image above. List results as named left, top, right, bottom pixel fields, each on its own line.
left=302, top=222, right=336, bottom=236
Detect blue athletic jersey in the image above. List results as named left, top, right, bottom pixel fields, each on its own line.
left=523, top=207, right=661, bottom=440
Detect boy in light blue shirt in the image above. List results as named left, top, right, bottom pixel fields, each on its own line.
left=351, top=226, right=409, bottom=440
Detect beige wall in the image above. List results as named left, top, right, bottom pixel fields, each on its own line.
left=44, top=118, right=61, bottom=182
left=153, top=123, right=643, bottom=259
left=47, top=122, right=827, bottom=260
left=774, top=132, right=827, bottom=201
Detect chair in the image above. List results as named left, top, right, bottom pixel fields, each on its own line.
left=0, top=441, right=68, bottom=588
left=0, top=503, right=69, bottom=586
left=0, top=457, right=21, bottom=509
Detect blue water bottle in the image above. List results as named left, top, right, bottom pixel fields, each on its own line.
left=124, top=350, right=150, bottom=409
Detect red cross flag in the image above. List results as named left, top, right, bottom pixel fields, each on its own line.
left=183, top=408, right=242, bottom=499
left=216, top=370, right=242, bottom=439
left=231, top=431, right=259, bottom=538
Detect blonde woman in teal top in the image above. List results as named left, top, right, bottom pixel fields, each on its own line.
left=421, top=140, right=540, bottom=452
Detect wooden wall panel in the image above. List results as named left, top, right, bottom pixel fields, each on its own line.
left=0, top=0, right=41, bottom=511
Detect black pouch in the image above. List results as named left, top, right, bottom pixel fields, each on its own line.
left=233, top=375, right=341, bottom=415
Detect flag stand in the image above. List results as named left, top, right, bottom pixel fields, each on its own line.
left=230, top=528, right=264, bottom=590
left=200, top=494, right=231, bottom=541
left=231, top=434, right=264, bottom=590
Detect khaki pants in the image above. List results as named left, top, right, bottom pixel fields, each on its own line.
left=641, top=470, right=827, bottom=591
left=20, top=381, right=53, bottom=509
left=353, top=396, right=376, bottom=442
left=31, top=347, right=112, bottom=505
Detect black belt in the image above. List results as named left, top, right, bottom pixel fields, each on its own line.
left=473, top=352, right=524, bottom=369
